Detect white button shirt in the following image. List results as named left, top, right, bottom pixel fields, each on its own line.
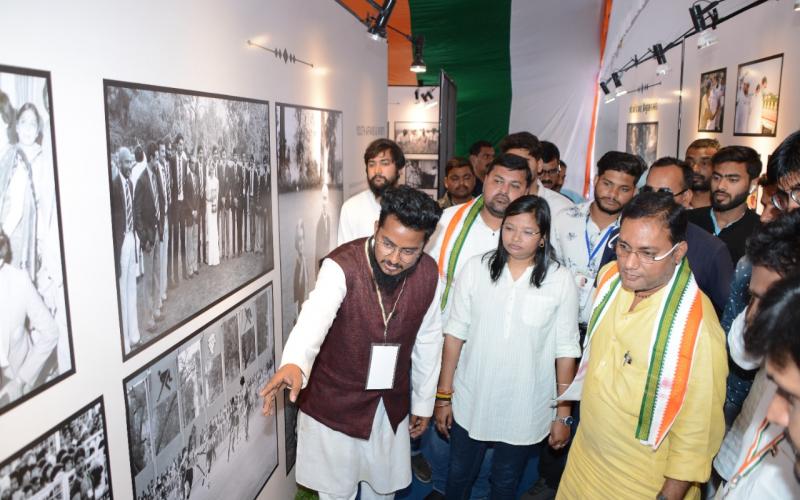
left=535, top=179, right=574, bottom=217
left=446, top=255, right=580, bottom=445
left=337, top=189, right=381, bottom=245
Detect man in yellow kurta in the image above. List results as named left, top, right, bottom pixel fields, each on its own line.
left=557, top=192, right=728, bottom=500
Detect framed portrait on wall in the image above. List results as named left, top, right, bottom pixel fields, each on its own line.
left=625, top=122, right=658, bottom=166
left=0, top=64, right=75, bottom=416
left=394, top=121, right=439, bottom=155
left=0, top=397, right=113, bottom=499
left=734, top=54, right=783, bottom=137
left=103, top=81, right=274, bottom=360
left=122, top=284, right=277, bottom=500
left=698, top=68, right=726, bottom=133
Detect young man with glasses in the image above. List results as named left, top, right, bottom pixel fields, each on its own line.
left=558, top=192, right=727, bottom=500
left=769, top=130, right=800, bottom=215
left=261, top=186, right=443, bottom=500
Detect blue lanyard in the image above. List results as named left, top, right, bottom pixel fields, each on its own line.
left=585, top=224, right=615, bottom=263
left=709, top=210, right=722, bottom=236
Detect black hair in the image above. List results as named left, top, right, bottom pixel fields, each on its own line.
left=711, top=145, right=762, bottom=180
left=559, top=159, right=567, bottom=169
left=650, top=157, right=693, bottom=191
left=745, top=209, right=800, bottom=276
left=146, top=142, right=158, bottom=162
left=378, top=185, right=442, bottom=241
left=0, top=229, right=11, bottom=264
left=620, top=191, right=688, bottom=244
left=469, top=140, right=493, bottom=156
left=445, top=156, right=473, bottom=176
left=766, top=130, right=800, bottom=184
left=485, top=195, right=557, bottom=288
left=0, top=89, right=16, bottom=143
left=745, top=272, right=800, bottom=369
left=540, top=141, right=560, bottom=163
left=175, top=133, right=184, bottom=144
left=485, top=153, right=533, bottom=187
left=687, top=138, right=720, bottom=152
left=364, top=138, right=406, bottom=169
left=134, top=145, right=144, bottom=163
left=597, top=151, right=647, bottom=183
left=498, top=132, right=542, bottom=160
left=17, top=102, right=43, bottom=145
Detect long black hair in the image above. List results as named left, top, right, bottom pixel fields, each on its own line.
left=485, top=195, right=557, bottom=288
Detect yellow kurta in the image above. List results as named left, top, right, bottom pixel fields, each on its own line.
left=557, top=284, right=728, bottom=500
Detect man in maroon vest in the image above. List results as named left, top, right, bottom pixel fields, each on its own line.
left=261, top=185, right=444, bottom=499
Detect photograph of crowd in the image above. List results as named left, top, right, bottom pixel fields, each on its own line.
left=734, top=53, right=783, bottom=137
left=0, top=397, right=112, bottom=499
left=103, top=81, right=273, bottom=359
left=123, top=285, right=277, bottom=500
left=698, top=68, right=726, bottom=133
left=625, top=121, right=658, bottom=167
left=0, top=65, right=74, bottom=415
left=394, top=121, right=439, bottom=155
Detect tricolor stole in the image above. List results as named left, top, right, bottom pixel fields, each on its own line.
left=437, top=196, right=484, bottom=311
left=563, top=258, right=703, bottom=449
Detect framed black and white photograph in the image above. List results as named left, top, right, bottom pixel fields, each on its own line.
left=0, top=64, right=75, bottom=416
left=103, top=80, right=273, bottom=360
left=123, top=284, right=277, bottom=500
left=0, top=397, right=113, bottom=499
left=698, top=68, right=726, bottom=133
left=734, top=54, right=783, bottom=137
left=625, top=122, right=658, bottom=166
left=276, top=103, right=343, bottom=347
left=401, top=157, right=438, bottom=190
left=394, top=121, right=439, bottom=155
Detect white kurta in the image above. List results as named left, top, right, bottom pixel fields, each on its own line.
left=280, top=257, right=443, bottom=496
left=337, top=189, right=381, bottom=245
left=535, top=179, right=574, bottom=217
left=446, top=256, right=580, bottom=445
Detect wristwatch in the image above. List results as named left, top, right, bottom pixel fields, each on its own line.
left=555, top=415, right=574, bottom=426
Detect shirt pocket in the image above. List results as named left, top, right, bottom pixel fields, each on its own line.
left=521, top=295, right=558, bottom=329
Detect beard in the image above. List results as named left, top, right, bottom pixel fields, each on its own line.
left=368, top=173, right=398, bottom=198
left=593, top=187, right=623, bottom=215
left=692, top=175, right=711, bottom=192
left=711, top=189, right=749, bottom=211
left=484, top=193, right=510, bottom=218
left=368, top=239, right=417, bottom=294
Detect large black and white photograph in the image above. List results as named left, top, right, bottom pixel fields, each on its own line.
left=103, top=81, right=273, bottom=360
left=625, top=122, right=658, bottom=166
left=276, top=103, right=343, bottom=347
left=734, top=54, right=783, bottom=137
left=0, top=64, right=74, bottom=415
left=123, top=285, right=277, bottom=500
left=394, top=121, right=439, bottom=154
left=401, top=157, right=438, bottom=190
left=698, top=68, right=726, bottom=133
left=0, top=397, right=112, bottom=499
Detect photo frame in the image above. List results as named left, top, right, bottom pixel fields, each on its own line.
left=122, top=283, right=278, bottom=500
left=103, top=80, right=273, bottom=360
left=0, top=64, right=75, bottom=416
left=698, top=68, right=726, bottom=133
left=394, top=121, right=439, bottom=155
left=734, top=54, right=783, bottom=137
left=625, top=122, right=658, bottom=166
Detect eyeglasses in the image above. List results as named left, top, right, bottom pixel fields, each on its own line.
left=375, top=236, right=422, bottom=263
left=614, top=239, right=680, bottom=265
left=771, top=188, right=800, bottom=212
left=539, top=166, right=560, bottom=176
left=640, top=185, right=689, bottom=197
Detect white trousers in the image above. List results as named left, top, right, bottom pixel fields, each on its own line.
left=119, top=232, right=139, bottom=350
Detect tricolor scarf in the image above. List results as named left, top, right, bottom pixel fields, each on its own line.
left=437, top=196, right=484, bottom=311
left=560, top=258, right=704, bottom=449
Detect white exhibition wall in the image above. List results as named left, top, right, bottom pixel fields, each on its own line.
left=599, top=0, right=800, bottom=178
left=388, top=85, right=440, bottom=197
left=0, top=1, right=386, bottom=498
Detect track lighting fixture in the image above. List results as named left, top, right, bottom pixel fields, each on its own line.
left=653, top=44, right=670, bottom=75
left=612, top=72, right=627, bottom=97
left=599, top=82, right=610, bottom=95
left=410, top=35, right=427, bottom=73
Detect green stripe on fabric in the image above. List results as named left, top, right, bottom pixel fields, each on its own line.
left=636, top=259, right=691, bottom=441
left=408, top=0, right=512, bottom=155
left=440, top=196, right=484, bottom=310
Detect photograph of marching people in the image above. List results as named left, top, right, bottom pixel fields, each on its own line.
left=734, top=54, right=783, bottom=137
left=394, top=121, right=439, bottom=154
left=123, top=285, right=277, bottom=500
left=275, top=102, right=343, bottom=472
left=0, top=65, right=74, bottom=415
left=0, top=397, right=112, bottom=499
left=698, top=68, right=726, bottom=133
left=103, top=81, right=273, bottom=359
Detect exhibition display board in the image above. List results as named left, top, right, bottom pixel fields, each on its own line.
left=0, top=0, right=387, bottom=499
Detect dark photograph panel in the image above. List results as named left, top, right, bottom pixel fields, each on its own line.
left=0, top=64, right=74, bottom=415
left=123, top=285, right=277, bottom=500
left=103, top=80, right=273, bottom=359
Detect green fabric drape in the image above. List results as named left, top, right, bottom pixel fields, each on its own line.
left=408, top=0, right=512, bottom=155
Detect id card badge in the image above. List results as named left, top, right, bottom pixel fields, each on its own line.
left=365, top=343, right=400, bottom=390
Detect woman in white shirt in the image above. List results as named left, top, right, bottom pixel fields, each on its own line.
left=434, top=194, right=581, bottom=499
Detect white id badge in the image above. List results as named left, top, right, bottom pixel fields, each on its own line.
left=365, top=343, right=400, bottom=390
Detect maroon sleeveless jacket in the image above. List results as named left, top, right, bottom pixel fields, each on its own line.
left=297, top=237, right=438, bottom=439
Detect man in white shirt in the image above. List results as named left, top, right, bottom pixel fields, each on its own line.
left=261, top=186, right=443, bottom=500
left=424, top=152, right=533, bottom=498
left=337, top=139, right=405, bottom=245
left=499, top=132, right=574, bottom=217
